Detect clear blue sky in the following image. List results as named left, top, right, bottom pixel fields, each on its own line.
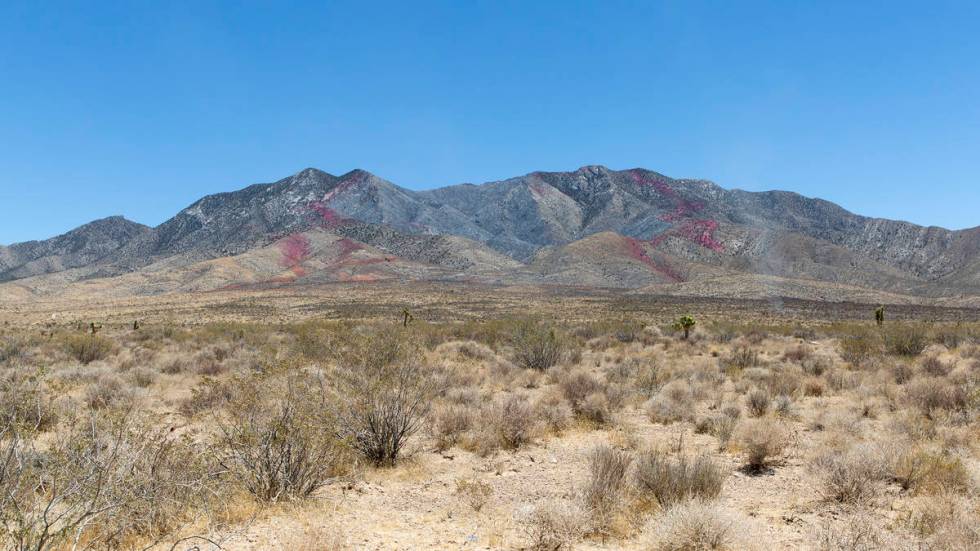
left=2, top=1, right=978, bottom=244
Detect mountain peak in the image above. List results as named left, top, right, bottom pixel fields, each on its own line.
left=576, top=164, right=611, bottom=174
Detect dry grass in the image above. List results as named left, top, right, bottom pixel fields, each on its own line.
left=734, top=418, right=789, bottom=473
left=634, top=449, right=727, bottom=507
left=646, top=500, right=757, bottom=551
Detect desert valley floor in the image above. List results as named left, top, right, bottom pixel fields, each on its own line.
left=1, top=282, right=979, bottom=550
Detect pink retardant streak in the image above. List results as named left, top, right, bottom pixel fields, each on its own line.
left=335, top=237, right=363, bottom=259
left=624, top=170, right=726, bottom=281
left=278, top=234, right=311, bottom=277
left=630, top=170, right=724, bottom=251
left=675, top=219, right=724, bottom=252
left=623, top=237, right=684, bottom=283
left=309, top=172, right=369, bottom=228
left=310, top=201, right=349, bottom=229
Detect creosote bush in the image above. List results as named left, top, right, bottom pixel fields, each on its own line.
left=0, top=372, right=58, bottom=432
left=884, top=324, right=929, bottom=357
left=217, top=373, right=342, bottom=501
left=332, top=330, right=434, bottom=466
left=1, top=411, right=212, bottom=551
left=64, top=333, right=115, bottom=364
left=511, top=319, right=565, bottom=371
left=721, top=346, right=760, bottom=373
left=838, top=330, right=881, bottom=365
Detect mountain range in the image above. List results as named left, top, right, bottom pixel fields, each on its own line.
left=2, top=165, right=978, bottom=305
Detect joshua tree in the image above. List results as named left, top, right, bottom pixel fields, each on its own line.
left=875, top=305, right=885, bottom=327
left=674, top=315, right=697, bottom=340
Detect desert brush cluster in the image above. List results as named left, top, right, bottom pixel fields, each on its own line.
left=0, top=312, right=978, bottom=550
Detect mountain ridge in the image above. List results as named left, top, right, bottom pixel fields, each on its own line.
left=2, top=165, right=977, bottom=302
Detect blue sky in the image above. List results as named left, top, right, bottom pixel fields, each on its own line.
left=1, top=1, right=978, bottom=244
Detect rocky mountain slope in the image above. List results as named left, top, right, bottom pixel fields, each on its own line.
left=0, top=216, right=150, bottom=282
left=2, top=165, right=977, bottom=302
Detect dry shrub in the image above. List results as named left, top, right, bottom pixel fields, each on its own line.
left=646, top=380, right=695, bottom=424
left=694, top=417, right=714, bottom=435
left=812, top=443, right=887, bottom=504
left=179, top=377, right=235, bottom=417
left=578, top=392, right=612, bottom=426
left=634, top=450, right=726, bottom=507
left=191, top=345, right=232, bottom=376
left=455, top=477, right=493, bottom=512
left=892, top=362, right=915, bottom=384
left=884, top=324, right=929, bottom=357
left=891, top=447, right=972, bottom=495
left=583, top=445, right=633, bottom=536
left=633, top=360, right=667, bottom=395
left=919, top=355, right=952, bottom=377
left=802, top=355, right=831, bottom=376
left=734, top=418, right=788, bottom=473
left=430, top=402, right=474, bottom=451
left=782, top=344, right=812, bottom=363
left=904, top=377, right=969, bottom=417
left=773, top=395, right=794, bottom=417
left=647, top=500, right=756, bottom=551
left=803, top=377, right=825, bottom=397
left=720, top=347, right=760, bottom=373
left=934, top=326, right=967, bottom=349
left=433, top=339, right=496, bottom=364
left=0, top=336, right=27, bottom=364
left=812, top=512, right=911, bottom=551
left=511, top=320, right=565, bottom=371
left=712, top=415, right=738, bottom=451
left=903, top=495, right=980, bottom=548
left=838, top=331, right=881, bottom=365
left=534, top=394, right=572, bottom=435
left=84, top=373, right=134, bottom=410
left=0, top=372, right=58, bottom=432
left=766, top=366, right=803, bottom=397
left=519, top=500, right=588, bottom=551
left=824, top=368, right=858, bottom=393
left=281, top=523, right=350, bottom=551
left=558, top=369, right=615, bottom=425
left=745, top=388, right=770, bottom=417
left=332, top=332, right=434, bottom=466
left=491, top=393, right=537, bottom=451
left=217, top=374, right=343, bottom=501
left=64, top=334, right=115, bottom=364
left=129, top=365, right=156, bottom=388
